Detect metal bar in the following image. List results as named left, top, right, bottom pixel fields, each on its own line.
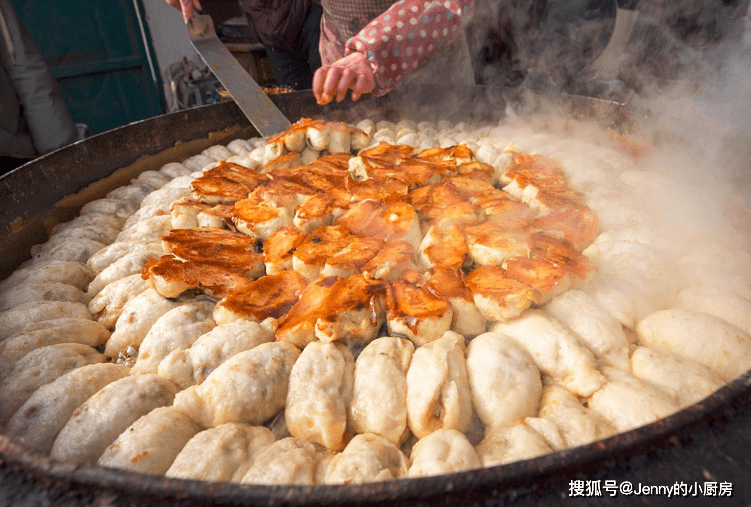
left=187, top=14, right=291, bottom=138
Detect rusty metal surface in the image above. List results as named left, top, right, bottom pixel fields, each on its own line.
left=1, top=87, right=749, bottom=506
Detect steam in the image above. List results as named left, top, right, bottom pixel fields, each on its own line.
left=634, top=12, right=751, bottom=242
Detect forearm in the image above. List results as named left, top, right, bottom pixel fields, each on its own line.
left=345, top=0, right=475, bottom=95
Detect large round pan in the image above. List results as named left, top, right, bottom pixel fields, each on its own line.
left=1, top=88, right=750, bottom=506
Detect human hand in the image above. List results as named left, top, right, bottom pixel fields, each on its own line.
left=164, top=0, right=202, bottom=22
left=312, top=52, right=376, bottom=105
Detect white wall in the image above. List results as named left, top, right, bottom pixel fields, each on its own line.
left=140, top=0, right=199, bottom=82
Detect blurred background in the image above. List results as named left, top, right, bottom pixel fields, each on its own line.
left=7, top=0, right=751, bottom=137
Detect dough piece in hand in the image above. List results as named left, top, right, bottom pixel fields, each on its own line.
left=348, top=337, right=414, bottom=445
left=406, top=331, right=472, bottom=438
left=324, top=433, right=409, bottom=484
left=490, top=309, right=605, bottom=397
left=537, top=385, right=616, bottom=449
left=544, top=289, right=630, bottom=370
left=50, top=374, right=178, bottom=464
left=5, top=363, right=129, bottom=454
left=129, top=299, right=216, bottom=375
left=158, top=319, right=275, bottom=390
left=285, top=341, right=354, bottom=451
left=630, top=347, right=724, bottom=407
left=587, top=367, right=680, bottom=433
left=0, top=301, right=92, bottom=340
left=173, top=342, right=300, bottom=428
left=98, top=407, right=202, bottom=475
left=465, top=332, right=541, bottom=427
left=407, top=429, right=481, bottom=478
left=476, top=421, right=554, bottom=467
left=636, top=308, right=751, bottom=382
left=167, top=423, right=275, bottom=483
left=104, top=289, right=181, bottom=358
left=241, top=437, right=328, bottom=485
left=0, top=343, right=106, bottom=423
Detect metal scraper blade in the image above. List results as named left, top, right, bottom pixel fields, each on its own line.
left=187, top=14, right=291, bottom=138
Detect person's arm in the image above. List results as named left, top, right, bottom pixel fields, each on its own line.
left=164, top=0, right=203, bottom=22
left=0, top=0, right=77, bottom=155
left=313, top=0, right=475, bottom=104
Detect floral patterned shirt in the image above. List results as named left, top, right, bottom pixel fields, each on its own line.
left=320, top=0, right=475, bottom=95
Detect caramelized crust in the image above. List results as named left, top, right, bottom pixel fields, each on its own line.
left=465, top=265, right=541, bottom=318
left=316, top=274, right=387, bottom=325
left=232, top=197, right=293, bottom=240
left=143, top=254, right=260, bottom=298
left=263, top=226, right=307, bottom=273
left=325, top=235, right=384, bottom=274
left=503, top=152, right=583, bottom=210
left=145, top=123, right=598, bottom=351
left=469, top=189, right=536, bottom=227
left=448, top=176, right=497, bottom=196
left=217, top=270, right=308, bottom=321
left=416, top=144, right=474, bottom=164
left=531, top=204, right=599, bottom=251
left=276, top=276, right=340, bottom=348
left=247, top=178, right=312, bottom=209
left=528, top=231, right=594, bottom=281
left=162, top=228, right=259, bottom=269
left=359, top=142, right=415, bottom=161
left=504, top=152, right=568, bottom=187
left=420, top=225, right=468, bottom=269
left=464, top=222, right=531, bottom=265
left=170, top=199, right=236, bottom=228
left=292, top=225, right=353, bottom=266
left=191, top=161, right=268, bottom=203
left=409, top=180, right=481, bottom=225
left=503, top=256, right=571, bottom=303
left=386, top=270, right=452, bottom=334
left=345, top=174, right=409, bottom=202
left=455, top=160, right=495, bottom=181
left=262, top=151, right=302, bottom=172
left=336, top=195, right=420, bottom=247
left=294, top=193, right=342, bottom=232
left=424, top=266, right=473, bottom=301
left=360, top=241, right=417, bottom=281
left=409, top=180, right=466, bottom=211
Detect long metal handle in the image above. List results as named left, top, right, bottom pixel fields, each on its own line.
left=187, top=14, right=291, bottom=138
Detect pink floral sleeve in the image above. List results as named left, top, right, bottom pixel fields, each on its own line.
left=345, top=0, right=475, bottom=96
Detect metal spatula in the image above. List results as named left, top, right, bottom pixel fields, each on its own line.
left=187, top=14, right=291, bottom=138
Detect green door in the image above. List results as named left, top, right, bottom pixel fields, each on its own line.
left=11, top=0, right=164, bottom=135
